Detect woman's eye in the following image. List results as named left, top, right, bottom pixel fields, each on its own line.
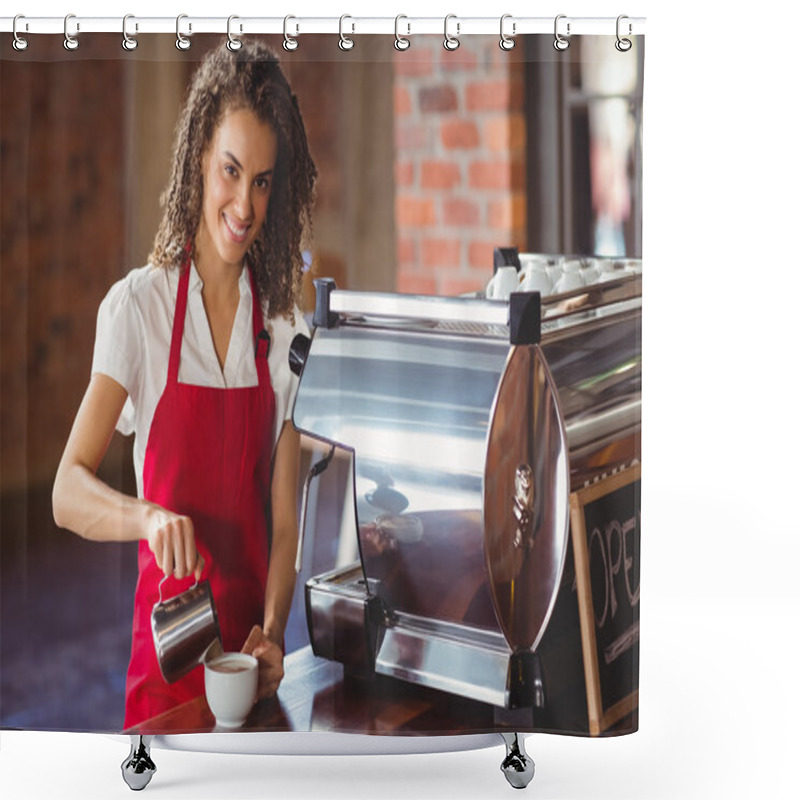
left=255, top=177, right=271, bottom=191
left=224, top=164, right=237, bottom=177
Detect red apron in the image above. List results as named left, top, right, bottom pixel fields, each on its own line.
left=124, top=257, right=275, bottom=729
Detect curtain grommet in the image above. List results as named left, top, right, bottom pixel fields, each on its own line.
left=122, top=14, right=138, bottom=51
left=554, top=14, right=570, bottom=51
left=12, top=15, right=29, bottom=51
left=615, top=15, right=633, bottom=52
left=443, top=14, right=460, bottom=51
left=176, top=14, right=191, bottom=51
left=63, top=13, right=79, bottom=51
left=394, top=15, right=410, bottom=51
left=226, top=15, right=242, bottom=51
left=339, top=14, right=354, bottom=51
left=499, top=14, right=515, bottom=51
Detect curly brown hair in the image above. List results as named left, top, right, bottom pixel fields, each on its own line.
left=149, top=39, right=317, bottom=319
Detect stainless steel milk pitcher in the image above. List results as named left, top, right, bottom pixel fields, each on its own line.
left=151, top=578, right=221, bottom=684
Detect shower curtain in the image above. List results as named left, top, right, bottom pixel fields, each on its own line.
left=0, top=24, right=643, bottom=740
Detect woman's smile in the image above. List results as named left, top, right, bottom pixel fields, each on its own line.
left=222, top=212, right=251, bottom=244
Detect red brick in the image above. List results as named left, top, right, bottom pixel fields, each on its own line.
left=397, top=237, right=417, bottom=265
left=395, top=161, right=415, bottom=187
left=487, top=193, right=527, bottom=231
left=396, top=195, right=437, bottom=227
left=396, top=271, right=438, bottom=295
left=395, top=123, right=430, bottom=150
left=419, top=85, right=458, bottom=113
left=469, top=160, right=511, bottom=191
left=394, top=86, right=412, bottom=115
left=443, top=199, right=480, bottom=227
left=485, top=114, right=526, bottom=153
left=468, top=160, right=526, bottom=191
left=468, top=241, right=498, bottom=270
left=394, top=50, right=436, bottom=77
left=466, top=79, right=524, bottom=112
left=421, top=238, right=461, bottom=268
left=441, top=119, right=480, bottom=149
left=421, top=161, right=461, bottom=190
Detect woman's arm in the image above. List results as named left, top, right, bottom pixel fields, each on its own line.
left=52, top=373, right=203, bottom=580
left=245, top=419, right=301, bottom=698
left=263, top=419, right=301, bottom=642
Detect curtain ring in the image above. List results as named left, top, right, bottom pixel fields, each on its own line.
left=227, top=15, right=242, bottom=51
left=63, top=13, right=79, bottom=51
left=283, top=15, right=299, bottom=51
left=443, top=14, right=460, bottom=51
left=339, top=15, right=354, bottom=50
left=394, top=15, right=410, bottom=51
left=12, top=15, right=29, bottom=51
left=176, top=14, right=191, bottom=51
left=499, top=14, right=515, bottom=51
left=553, top=14, right=570, bottom=51
left=122, top=14, right=138, bottom=51
left=615, top=15, right=632, bottom=52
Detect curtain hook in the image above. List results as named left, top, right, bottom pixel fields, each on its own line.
left=12, top=15, right=29, bottom=51
left=283, top=15, right=299, bottom=51
left=227, top=15, right=242, bottom=51
left=122, top=14, right=138, bottom=51
left=616, top=15, right=632, bottom=52
left=443, top=14, right=460, bottom=51
left=63, top=13, right=79, bottom=51
left=176, top=14, right=191, bottom=51
left=553, top=14, right=570, bottom=51
left=394, top=15, right=411, bottom=51
left=499, top=14, right=515, bottom=51
left=339, top=15, right=354, bottom=51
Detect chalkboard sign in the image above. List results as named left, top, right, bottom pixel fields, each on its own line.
left=570, top=463, right=640, bottom=735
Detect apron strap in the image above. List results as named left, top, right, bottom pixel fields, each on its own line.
left=248, top=268, right=271, bottom=389
left=167, top=256, right=192, bottom=385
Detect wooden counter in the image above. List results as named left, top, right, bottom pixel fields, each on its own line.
left=127, top=645, right=514, bottom=736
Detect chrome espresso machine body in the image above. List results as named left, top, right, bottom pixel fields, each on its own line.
left=289, top=273, right=641, bottom=725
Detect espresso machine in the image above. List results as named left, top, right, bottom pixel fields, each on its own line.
left=289, top=270, right=641, bottom=734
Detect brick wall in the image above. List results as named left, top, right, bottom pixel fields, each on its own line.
left=394, top=38, right=528, bottom=296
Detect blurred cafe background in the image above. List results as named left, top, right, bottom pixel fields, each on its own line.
left=0, top=33, right=643, bottom=730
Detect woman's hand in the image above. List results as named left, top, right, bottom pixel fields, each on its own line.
left=144, top=504, right=204, bottom=581
left=241, top=625, right=284, bottom=700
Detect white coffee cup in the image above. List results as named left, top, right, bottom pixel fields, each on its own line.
left=485, top=266, right=519, bottom=300
left=205, top=652, right=258, bottom=728
left=545, top=257, right=564, bottom=287
left=579, top=258, right=600, bottom=286
left=517, top=256, right=552, bottom=296
left=553, top=259, right=585, bottom=294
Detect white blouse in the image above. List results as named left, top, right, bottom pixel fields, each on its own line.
left=91, top=261, right=309, bottom=499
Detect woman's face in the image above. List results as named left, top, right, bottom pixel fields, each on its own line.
left=196, top=107, right=278, bottom=271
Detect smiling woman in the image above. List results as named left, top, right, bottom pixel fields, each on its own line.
left=50, top=40, right=318, bottom=730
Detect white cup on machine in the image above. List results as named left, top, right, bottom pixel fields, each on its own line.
left=485, top=266, right=520, bottom=300
left=546, top=257, right=564, bottom=288
left=579, top=258, right=600, bottom=286
left=552, top=259, right=586, bottom=294
left=517, top=256, right=552, bottom=296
